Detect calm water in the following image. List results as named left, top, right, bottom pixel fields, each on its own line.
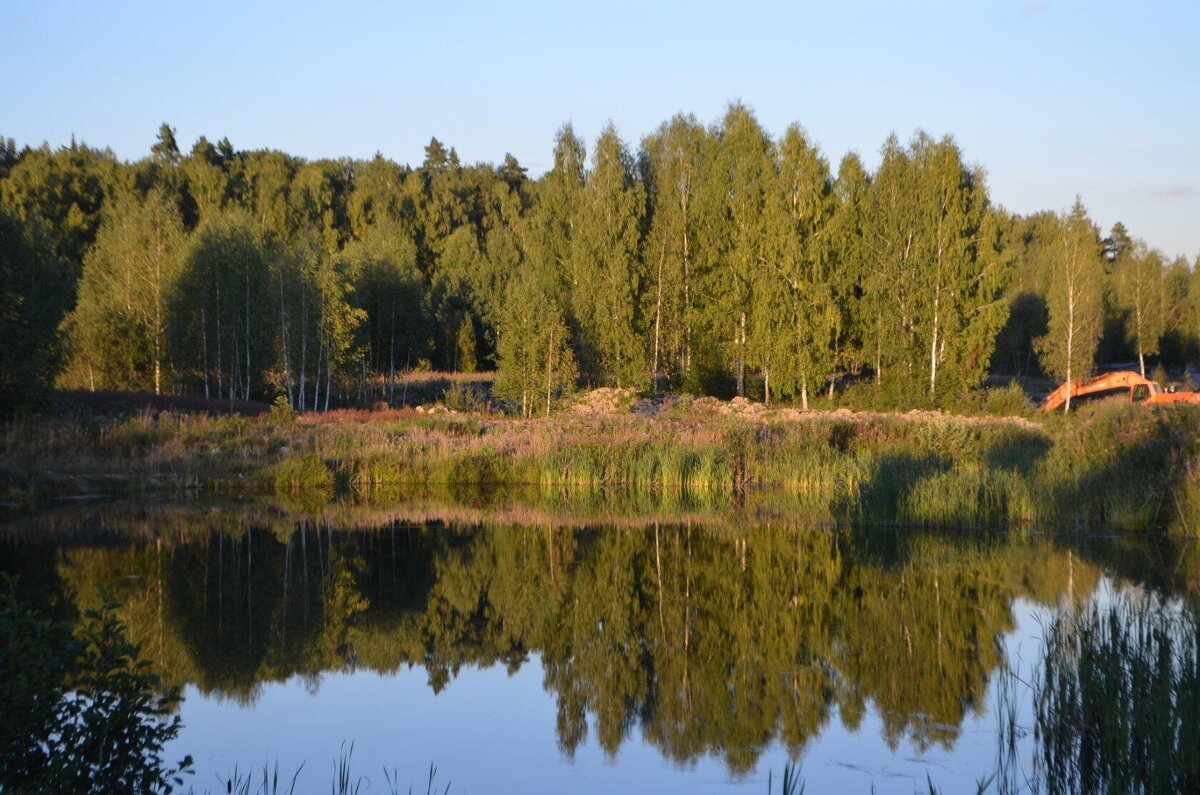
left=3, top=498, right=1198, bottom=793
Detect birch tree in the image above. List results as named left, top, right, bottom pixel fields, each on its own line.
left=705, top=103, right=772, bottom=397
left=572, top=124, right=645, bottom=387
left=640, top=114, right=709, bottom=392
left=762, top=124, right=838, bottom=408
left=344, top=223, right=428, bottom=403
left=173, top=211, right=272, bottom=400
left=65, top=188, right=184, bottom=393
left=863, top=133, right=1006, bottom=399
left=494, top=269, right=577, bottom=416
left=1036, top=199, right=1104, bottom=411
left=1111, top=233, right=1164, bottom=376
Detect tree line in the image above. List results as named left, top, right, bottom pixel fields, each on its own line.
left=2, top=105, right=1197, bottom=414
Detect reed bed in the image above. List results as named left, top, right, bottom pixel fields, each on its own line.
left=6, top=399, right=1200, bottom=532
left=1031, top=594, right=1200, bottom=793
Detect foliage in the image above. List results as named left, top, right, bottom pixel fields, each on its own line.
left=1033, top=595, right=1199, bottom=793
left=493, top=269, right=577, bottom=416
left=1036, top=198, right=1105, bottom=410
left=0, top=113, right=1196, bottom=413
left=268, top=394, right=297, bottom=425
left=0, top=205, right=67, bottom=413
left=60, top=188, right=185, bottom=394
left=0, top=576, right=192, bottom=793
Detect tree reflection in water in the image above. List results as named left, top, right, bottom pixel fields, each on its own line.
left=2, top=498, right=1198, bottom=783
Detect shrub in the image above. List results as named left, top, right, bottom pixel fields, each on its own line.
left=0, top=576, right=192, bottom=793
left=268, top=394, right=297, bottom=425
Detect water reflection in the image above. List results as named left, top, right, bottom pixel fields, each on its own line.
left=2, top=498, right=1199, bottom=788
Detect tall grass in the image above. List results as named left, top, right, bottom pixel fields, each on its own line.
left=7, top=400, right=1200, bottom=533
left=1033, top=595, right=1200, bottom=793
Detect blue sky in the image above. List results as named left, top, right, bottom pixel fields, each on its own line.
left=2, top=0, right=1197, bottom=258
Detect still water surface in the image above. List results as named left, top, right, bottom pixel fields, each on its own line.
left=3, top=499, right=1197, bottom=792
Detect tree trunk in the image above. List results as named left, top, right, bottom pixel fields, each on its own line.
left=245, top=268, right=252, bottom=400
left=278, top=270, right=293, bottom=408
left=388, top=295, right=396, bottom=405
left=324, top=348, right=333, bottom=412
left=216, top=281, right=223, bottom=401
left=545, top=324, right=555, bottom=417
left=736, top=312, right=747, bottom=397
left=652, top=246, right=664, bottom=393
left=298, top=288, right=308, bottom=411
left=929, top=293, right=940, bottom=397
left=202, top=308, right=210, bottom=399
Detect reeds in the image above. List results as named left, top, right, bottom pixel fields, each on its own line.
left=7, top=401, right=1200, bottom=533
left=1032, top=594, right=1200, bottom=793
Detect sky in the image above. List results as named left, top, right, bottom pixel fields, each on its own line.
left=2, top=0, right=1197, bottom=258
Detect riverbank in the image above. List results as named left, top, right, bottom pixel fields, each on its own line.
left=3, top=396, right=1199, bottom=532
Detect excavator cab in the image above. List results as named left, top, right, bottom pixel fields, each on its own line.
left=1132, top=383, right=1155, bottom=403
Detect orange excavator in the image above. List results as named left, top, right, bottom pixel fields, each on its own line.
left=1042, top=370, right=1200, bottom=412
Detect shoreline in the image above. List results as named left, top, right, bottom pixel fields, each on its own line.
left=3, top=398, right=1198, bottom=533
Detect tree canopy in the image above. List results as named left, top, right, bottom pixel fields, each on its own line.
left=1, top=106, right=1194, bottom=414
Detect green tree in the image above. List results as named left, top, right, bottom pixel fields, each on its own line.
left=0, top=579, right=192, bottom=794
left=1111, top=233, right=1165, bottom=376
left=301, top=234, right=365, bottom=410
left=641, top=114, right=710, bottom=392
left=344, top=223, right=429, bottom=404
left=63, top=188, right=184, bottom=393
left=862, top=133, right=1006, bottom=400
left=1036, top=198, right=1105, bottom=410
left=172, top=211, right=274, bottom=400
left=758, top=124, right=839, bottom=408
left=494, top=269, right=577, bottom=416
left=571, top=124, right=646, bottom=387
left=705, top=103, right=773, bottom=397
left=345, top=154, right=413, bottom=241
left=828, top=152, right=871, bottom=381
left=0, top=208, right=66, bottom=412
left=527, top=125, right=587, bottom=357
left=0, top=139, right=122, bottom=282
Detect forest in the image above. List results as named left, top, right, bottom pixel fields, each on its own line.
left=2, top=103, right=1196, bottom=415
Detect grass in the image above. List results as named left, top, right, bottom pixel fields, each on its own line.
left=5, top=397, right=1200, bottom=533
left=199, top=752, right=451, bottom=795
left=1023, top=594, right=1199, bottom=794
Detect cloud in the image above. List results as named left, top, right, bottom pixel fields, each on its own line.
left=1023, top=3, right=1050, bottom=14
left=1150, top=185, right=1198, bottom=199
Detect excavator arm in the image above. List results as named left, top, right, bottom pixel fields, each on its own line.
left=1042, top=370, right=1200, bottom=412
left=1043, top=371, right=1158, bottom=412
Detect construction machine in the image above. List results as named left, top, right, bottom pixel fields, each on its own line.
left=1042, top=370, right=1200, bottom=412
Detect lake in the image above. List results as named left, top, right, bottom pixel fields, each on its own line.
left=2, top=497, right=1197, bottom=793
